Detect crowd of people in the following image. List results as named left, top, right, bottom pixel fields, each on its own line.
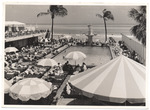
left=110, top=38, right=142, bottom=64
left=5, top=35, right=143, bottom=85
left=5, top=37, right=69, bottom=84
left=5, top=35, right=91, bottom=101
left=118, top=41, right=141, bottom=63
left=5, top=32, right=144, bottom=105
left=63, top=61, right=87, bottom=75
left=5, top=28, right=46, bottom=38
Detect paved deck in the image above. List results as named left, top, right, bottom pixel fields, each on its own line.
left=109, top=46, right=116, bottom=59
left=53, top=75, right=71, bottom=104
left=56, top=97, right=106, bottom=105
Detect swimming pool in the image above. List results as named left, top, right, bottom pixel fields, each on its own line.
left=53, top=46, right=112, bottom=66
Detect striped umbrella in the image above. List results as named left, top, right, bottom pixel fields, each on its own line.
left=5, top=47, right=18, bottom=53
left=9, top=78, right=52, bottom=101
left=65, top=51, right=86, bottom=60
left=37, top=58, right=58, bottom=67
left=4, top=79, right=12, bottom=94
left=65, top=51, right=86, bottom=65
left=69, top=55, right=145, bottom=104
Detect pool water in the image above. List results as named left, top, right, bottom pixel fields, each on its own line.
left=53, top=46, right=112, bottom=66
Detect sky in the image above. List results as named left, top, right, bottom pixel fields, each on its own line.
left=5, top=5, right=141, bottom=25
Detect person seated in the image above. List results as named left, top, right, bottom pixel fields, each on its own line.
left=62, top=61, right=69, bottom=71
left=57, top=63, right=63, bottom=74
left=134, top=54, right=140, bottom=62
left=63, top=61, right=73, bottom=74
left=11, top=63, right=18, bottom=70
left=81, top=62, right=87, bottom=72
left=5, top=63, right=10, bottom=70
left=15, top=52, right=19, bottom=59
left=54, top=69, right=60, bottom=76
left=24, top=66, right=33, bottom=75
left=13, top=74, right=24, bottom=83
left=29, top=55, right=35, bottom=61
left=131, top=50, right=136, bottom=59
left=67, top=64, right=74, bottom=75
left=74, top=64, right=81, bottom=72
left=51, top=70, right=55, bottom=76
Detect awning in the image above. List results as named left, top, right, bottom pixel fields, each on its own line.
left=69, top=55, right=146, bottom=104
left=5, top=21, right=26, bottom=27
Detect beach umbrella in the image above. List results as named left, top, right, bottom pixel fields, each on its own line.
left=65, top=51, right=86, bottom=65
left=37, top=58, right=58, bottom=67
left=69, top=55, right=145, bottom=104
left=9, top=78, right=52, bottom=101
left=4, top=79, right=12, bottom=94
left=5, top=47, right=18, bottom=53
left=65, top=51, right=86, bottom=61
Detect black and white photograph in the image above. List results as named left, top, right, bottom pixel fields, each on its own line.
left=2, top=1, right=148, bottom=107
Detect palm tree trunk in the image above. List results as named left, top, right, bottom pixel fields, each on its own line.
left=51, top=17, right=54, bottom=42
left=103, top=18, right=107, bottom=43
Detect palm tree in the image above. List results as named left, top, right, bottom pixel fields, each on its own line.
left=37, top=5, right=68, bottom=42
left=96, top=9, right=114, bottom=43
left=129, top=6, right=146, bottom=46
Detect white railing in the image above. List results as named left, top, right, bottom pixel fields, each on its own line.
left=5, top=33, right=45, bottom=42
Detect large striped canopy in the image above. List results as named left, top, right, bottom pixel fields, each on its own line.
left=9, top=78, right=52, bottom=101
left=69, top=55, right=145, bottom=104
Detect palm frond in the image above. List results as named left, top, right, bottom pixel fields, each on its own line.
left=140, top=6, right=146, bottom=14
left=50, top=5, right=68, bottom=17
left=107, top=14, right=114, bottom=20
left=129, top=6, right=146, bottom=45
left=136, top=30, right=144, bottom=41
left=130, top=25, right=140, bottom=36
left=96, top=14, right=103, bottom=18
left=103, top=11, right=114, bottom=21
left=55, top=7, right=68, bottom=17
left=103, top=11, right=110, bottom=16
left=37, top=12, right=49, bottom=17
left=50, top=5, right=58, bottom=12
left=129, top=8, right=142, bottom=23
left=130, top=24, right=146, bottom=45
left=129, top=8, right=138, bottom=18
left=102, top=9, right=107, bottom=14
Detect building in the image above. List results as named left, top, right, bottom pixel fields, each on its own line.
left=5, top=21, right=45, bottom=50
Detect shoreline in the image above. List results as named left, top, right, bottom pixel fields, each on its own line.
left=39, top=33, right=129, bottom=43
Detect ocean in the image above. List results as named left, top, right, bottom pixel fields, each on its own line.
left=37, top=24, right=133, bottom=34
left=36, top=24, right=134, bottom=42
